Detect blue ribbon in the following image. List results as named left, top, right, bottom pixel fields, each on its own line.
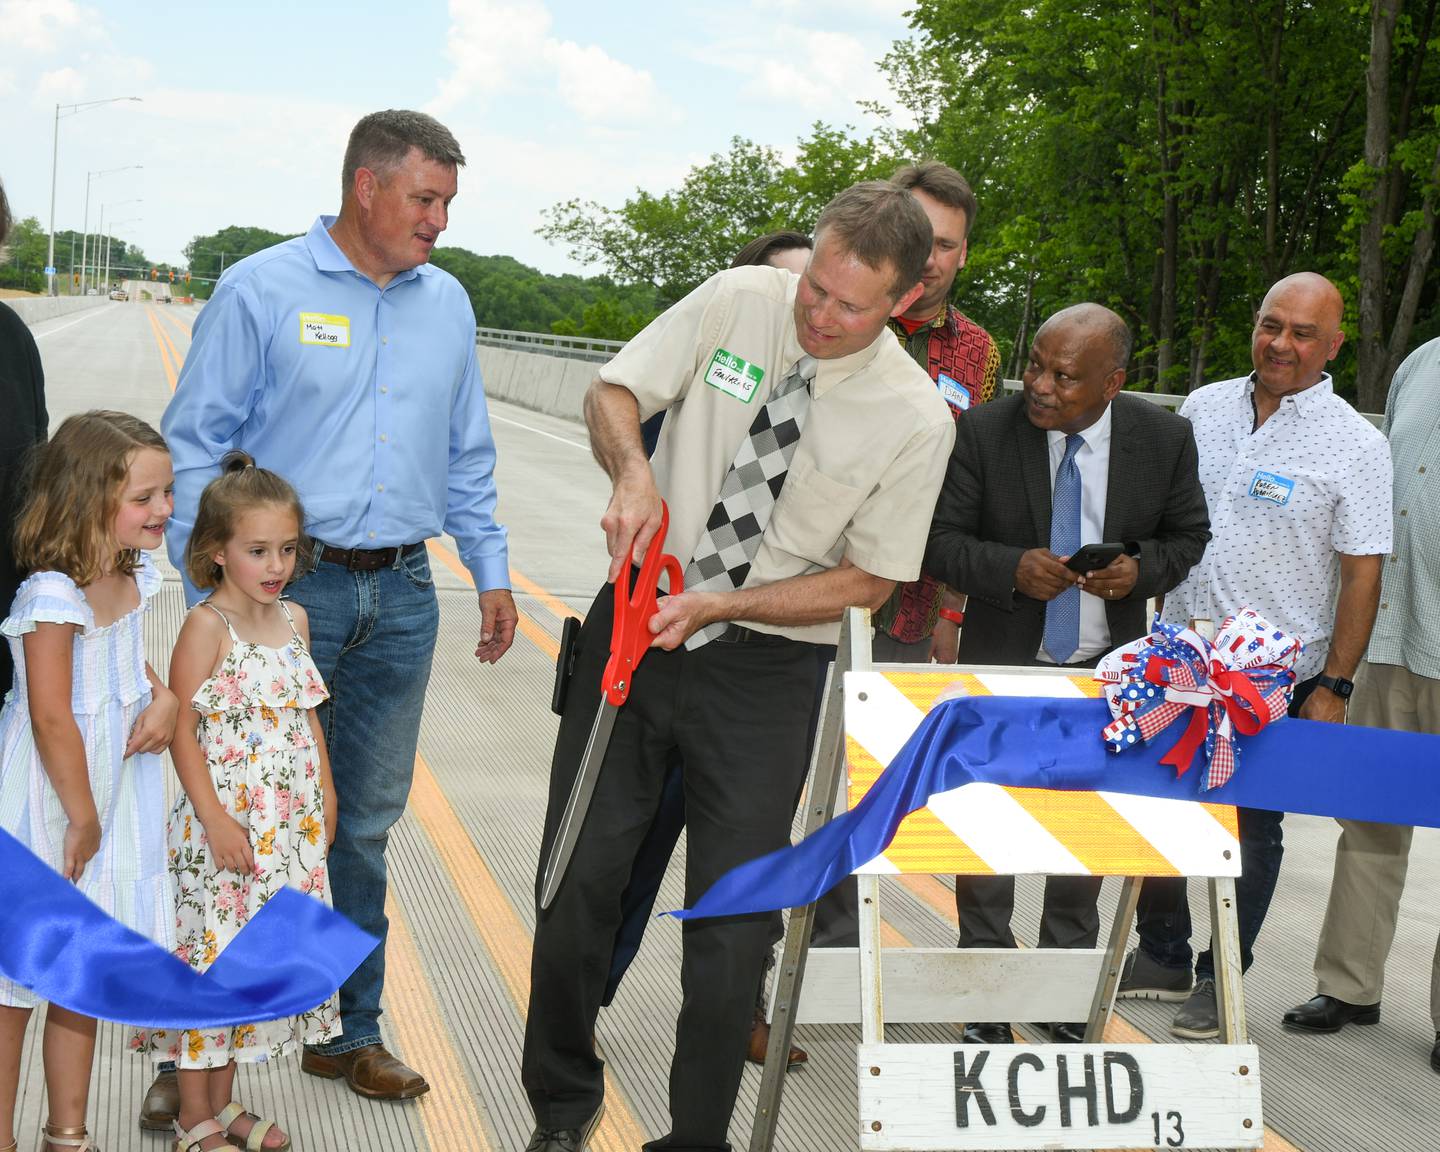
left=0, top=828, right=377, bottom=1028
left=674, top=697, right=1440, bottom=921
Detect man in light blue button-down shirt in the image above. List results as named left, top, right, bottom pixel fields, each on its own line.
left=157, top=110, right=515, bottom=1113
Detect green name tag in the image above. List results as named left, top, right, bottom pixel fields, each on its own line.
left=704, top=348, right=765, bottom=403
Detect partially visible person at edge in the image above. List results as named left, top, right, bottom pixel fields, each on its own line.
left=1279, top=334, right=1440, bottom=1073
left=608, top=230, right=817, bottom=1072
left=0, top=176, right=48, bottom=699
left=873, top=160, right=999, bottom=667
left=523, top=182, right=955, bottom=1152
left=146, top=109, right=517, bottom=1126
left=1115, top=272, right=1392, bottom=1043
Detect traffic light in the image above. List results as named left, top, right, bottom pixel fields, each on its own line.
left=184, top=271, right=191, bottom=284
left=151, top=267, right=158, bottom=280
left=169, top=268, right=175, bottom=282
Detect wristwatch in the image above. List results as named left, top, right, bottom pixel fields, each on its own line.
left=1316, top=674, right=1354, bottom=700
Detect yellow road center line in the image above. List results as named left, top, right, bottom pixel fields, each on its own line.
left=155, top=303, right=193, bottom=342
left=410, top=755, right=648, bottom=1152
left=383, top=891, right=496, bottom=1151
left=510, top=565, right=581, bottom=625
left=144, top=306, right=178, bottom=391
left=423, top=541, right=559, bottom=659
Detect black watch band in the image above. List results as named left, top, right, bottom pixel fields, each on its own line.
left=1316, top=674, right=1354, bottom=700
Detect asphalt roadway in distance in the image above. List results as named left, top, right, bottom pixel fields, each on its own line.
left=17, top=297, right=1440, bottom=1152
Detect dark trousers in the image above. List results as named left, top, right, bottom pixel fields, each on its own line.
left=523, top=582, right=818, bottom=1151
left=954, top=652, right=1103, bottom=956
left=1133, top=673, right=1318, bottom=978
left=602, top=644, right=838, bottom=1006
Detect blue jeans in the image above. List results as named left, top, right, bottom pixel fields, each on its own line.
left=1134, top=673, right=1318, bottom=980
left=289, top=544, right=440, bottom=1052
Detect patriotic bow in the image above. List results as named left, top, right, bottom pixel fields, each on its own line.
left=1094, top=608, right=1302, bottom=791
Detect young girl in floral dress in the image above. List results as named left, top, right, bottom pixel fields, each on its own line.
left=0, top=412, right=178, bottom=1152
left=134, top=453, right=337, bottom=1152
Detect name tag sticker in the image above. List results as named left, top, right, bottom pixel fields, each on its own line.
left=937, top=371, right=973, bottom=412
left=1249, top=469, right=1295, bottom=506
left=704, top=348, right=764, bottom=403
left=299, top=312, right=350, bottom=348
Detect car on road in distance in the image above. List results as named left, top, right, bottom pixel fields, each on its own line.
left=109, top=288, right=128, bottom=301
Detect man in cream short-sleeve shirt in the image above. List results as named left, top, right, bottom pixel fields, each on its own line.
left=522, top=182, right=955, bottom=1152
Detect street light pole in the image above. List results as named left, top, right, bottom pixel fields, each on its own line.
left=45, top=95, right=142, bottom=296
left=80, top=164, right=142, bottom=295
left=99, top=201, right=141, bottom=292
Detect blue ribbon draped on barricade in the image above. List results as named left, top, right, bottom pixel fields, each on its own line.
left=0, top=828, right=377, bottom=1028
left=672, top=695, right=1440, bottom=921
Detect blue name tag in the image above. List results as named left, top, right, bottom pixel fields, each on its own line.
left=1249, top=470, right=1295, bottom=506
left=937, top=372, right=972, bottom=412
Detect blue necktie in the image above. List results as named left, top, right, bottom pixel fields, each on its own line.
left=1043, top=433, right=1084, bottom=664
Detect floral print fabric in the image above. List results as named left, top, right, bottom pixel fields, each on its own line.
left=133, top=603, right=339, bottom=1067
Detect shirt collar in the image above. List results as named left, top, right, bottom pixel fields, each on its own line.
left=1243, top=371, right=1334, bottom=417
left=305, top=215, right=429, bottom=286
left=1046, top=401, right=1113, bottom=455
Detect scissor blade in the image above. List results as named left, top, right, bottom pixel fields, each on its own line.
left=540, top=699, right=620, bottom=910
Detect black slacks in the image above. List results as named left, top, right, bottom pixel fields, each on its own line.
left=522, top=581, right=818, bottom=1152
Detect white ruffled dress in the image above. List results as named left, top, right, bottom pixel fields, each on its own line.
left=0, top=554, right=171, bottom=1007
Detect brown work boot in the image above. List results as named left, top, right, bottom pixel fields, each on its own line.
left=301, top=1043, right=430, bottom=1100
left=138, top=1068, right=179, bottom=1130
left=747, top=1012, right=808, bottom=1070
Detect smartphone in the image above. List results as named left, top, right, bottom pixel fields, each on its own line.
left=1065, top=542, right=1125, bottom=573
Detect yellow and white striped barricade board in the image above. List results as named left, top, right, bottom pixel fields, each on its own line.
left=845, top=667, right=1241, bottom=880
left=826, top=665, right=1259, bottom=1150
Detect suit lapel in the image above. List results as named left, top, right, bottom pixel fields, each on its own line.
left=1015, top=405, right=1052, bottom=546
left=1102, top=397, right=1138, bottom=539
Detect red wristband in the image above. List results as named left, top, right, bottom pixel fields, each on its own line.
left=938, top=607, right=965, bottom=625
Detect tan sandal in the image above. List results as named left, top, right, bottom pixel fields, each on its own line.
left=172, top=1118, right=227, bottom=1152
left=41, top=1122, right=97, bottom=1152
left=215, top=1103, right=290, bottom=1152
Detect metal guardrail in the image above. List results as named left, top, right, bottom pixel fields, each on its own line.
left=475, top=326, right=624, bottom=364
left=476, top=328, right=1385, bottom=424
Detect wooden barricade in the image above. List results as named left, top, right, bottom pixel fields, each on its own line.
left=749, top=609, right=1262, bottom=1152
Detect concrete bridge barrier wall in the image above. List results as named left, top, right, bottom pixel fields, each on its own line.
left=478, top=345, right=599, bottom=424
left=9, top=296, right=107, bottom=326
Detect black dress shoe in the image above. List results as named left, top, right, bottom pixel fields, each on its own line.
left=1046, top=1021, right=1087, bottom=1043
left=1430, top=1034, right=1440, bottom=1074
left=526, top=1104, right=604, bottom=1152
left=1281, top=994, right=1381, bottom=1034
left=962, top=1021, right=1013, bottom=1044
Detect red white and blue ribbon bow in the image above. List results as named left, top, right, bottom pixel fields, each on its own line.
left=1095, top=608, right=1301, bottom=791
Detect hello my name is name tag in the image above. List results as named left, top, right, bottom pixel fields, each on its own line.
left=1248, top=469, right=1295, bottom=506
left=299, top=312, right=351, bottom=348
left=704, top=348, right=764, bottom=403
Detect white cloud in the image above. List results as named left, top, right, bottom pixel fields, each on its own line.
left=36, top=66, right=87, bottom=104
left=432, top=0, right=669, bottom=127
left=0, top=69, right=16, bottom=97
left=549, top=39, right=665, bottom=124
left=0, top=0, right=100, bottom=54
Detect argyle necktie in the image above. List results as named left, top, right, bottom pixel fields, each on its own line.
left=1042, top=433, right=1084, bottom=664
left=683, top=354, right=817, bottom=650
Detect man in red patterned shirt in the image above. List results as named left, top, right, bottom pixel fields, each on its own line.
left=874, top=161, right=1000, bottom=663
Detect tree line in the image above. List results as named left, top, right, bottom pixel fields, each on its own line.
left=542, top=0, right=1440, bottom=409
left=181, top=227, right=658, bottom=339
left=0, top=217, right=149, bottom=294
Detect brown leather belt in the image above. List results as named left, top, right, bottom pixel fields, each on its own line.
left=317, top=541, right=425, bottom=572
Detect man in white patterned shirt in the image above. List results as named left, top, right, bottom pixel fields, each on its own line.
left=1281, top=335, right=1440, bottom=1072
left=1116, top=272, right=1393, bottom=1040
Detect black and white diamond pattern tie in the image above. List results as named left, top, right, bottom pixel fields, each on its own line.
left=683, top=354, right=818, bottom=650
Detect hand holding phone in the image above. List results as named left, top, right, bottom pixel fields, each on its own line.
left=1064, top=542, right=1125, bottom=573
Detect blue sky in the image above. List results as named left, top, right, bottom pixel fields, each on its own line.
left=1, top=0, right=917, bottom=274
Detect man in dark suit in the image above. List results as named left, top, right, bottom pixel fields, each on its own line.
left=923, top=302, right=1209, bottom=1044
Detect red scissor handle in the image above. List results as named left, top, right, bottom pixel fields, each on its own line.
left=603, top=500, right=684, bottom=706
